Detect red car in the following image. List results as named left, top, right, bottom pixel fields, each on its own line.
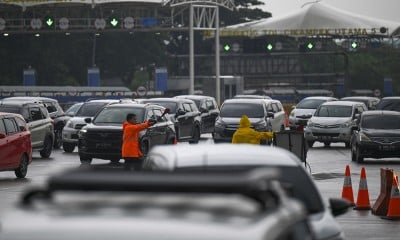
left=0, top=112, right=32, bottom=178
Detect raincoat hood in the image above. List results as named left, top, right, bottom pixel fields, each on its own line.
left=239, top=115, right=251, bottom=128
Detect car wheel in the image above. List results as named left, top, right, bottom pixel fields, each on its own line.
left=15, top=154, right=28, bottom=178
left=141, top=141, right=150, bottom=157
left=189, top=127, right=200, bottom=144
left=324, top=142, right=330, bottom=147
left=307, top=141, right=314, bottom=148
left=356, top=145, right=364, bottom=163
left=40, top=136, right=53, bottom=158
left=79, top=155, right=92, bottom=164
left=63, top=142, right=75, bottom=153
left=53, top=130, right=62, bottom=149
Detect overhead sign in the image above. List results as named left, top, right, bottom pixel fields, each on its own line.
left=30, top=18, right=42, bottom=29
left=94, top=18, right=106, bottom=30
left=59, top=17, right=69, bottom=30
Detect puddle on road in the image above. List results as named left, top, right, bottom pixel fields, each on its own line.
left=312, top=172, right=360, bottom=180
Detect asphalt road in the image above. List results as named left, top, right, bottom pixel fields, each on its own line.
left=1, top=137, right=400, bottom=239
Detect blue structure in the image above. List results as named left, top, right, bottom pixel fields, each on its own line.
left=23, top=67, right=36, bottom=86
left=155, top=67, right=168, bottom=91
left=87, top=67, right=100, bottom=87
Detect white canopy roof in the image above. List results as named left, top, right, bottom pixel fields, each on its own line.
left=222, top=2, right=400, bottom=37
left=0, top=0, right=167, bottom=8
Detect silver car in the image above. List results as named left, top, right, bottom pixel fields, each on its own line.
left=144, top=143, right=350, bottom=240
left=304, top=101, right=367, bottom=147
left=289, top=96, right=337, bottom=131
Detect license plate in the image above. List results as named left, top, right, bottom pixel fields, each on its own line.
left=319, top=136, right=330, bottom=141
left=380, top=145, right=395, bottom=151
left=96, top=143, right=111, bottom=149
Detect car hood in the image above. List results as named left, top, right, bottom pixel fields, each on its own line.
left=218, top=117, right=264, bottom=125
left=69, top=117, right=88, bottom=125
left=362, top=128, right=400, bottom=137
left=85, top=123, right=122, bottom=131
left=292, top=108, right=316, bottom=118
left=310, top=117, right=351, bottom=125
left=309, top=211, right=344, bottom=240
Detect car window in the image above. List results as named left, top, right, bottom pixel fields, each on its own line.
left=376, top=99, right=400, bottom=111
left=315, top=105, right=352, bottom=117
left=296, top=99, right=326, bottom=109
left=94, top=107, right=145, bottom=124
left=45, top=102, right=58, bottom=114
left=14, top=117, right=26, bottom=131
left=76, top=102, right=108, bottom=117
left=153, top=108, right=166, bottom=122
left=0, top=106, right=22, bottom=115
left=0, top=119, right=6, bottom=134
left=272, top=103, right=279, bottom=113
left=362, top=115, right=400, bottom=129
left=143, top=101, right=177, bottom=113
left=220, top=103, right=265, bottom=118
left=206, top=99, right=216, bottom=110
left=266, top=103, right=274, bottom=112
left=182, top=103, right=191, bottom=112
left=4, top=117, right=18, bottom=135
left=29, top=107, right=44, bottom=121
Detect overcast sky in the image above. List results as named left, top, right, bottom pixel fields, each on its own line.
left=261, top=0, right=400, bottom=22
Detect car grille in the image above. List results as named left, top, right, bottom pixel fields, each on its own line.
left=75, top=124, right=86, bottom=130
left=314, top=123, right=341, bottom=128
left=313, top=132, right=340, bottom=137
left=370, top=137, right=400, bottom=144
left=85, top=131, right=122, bottom=152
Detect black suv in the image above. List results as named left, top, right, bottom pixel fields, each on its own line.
left=0, top=100, right=54, bottom=158
left=140, top=98, right=202, bottom=143
left=1, top=97, right=70, bottom=148
left=78, top=102, right=176, bottom=164
left=174, top=95, right=220, bottom=135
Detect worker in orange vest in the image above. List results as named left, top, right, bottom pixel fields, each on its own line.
left=232, top=115, right=274, bottom=144
left=122, top=113, right=156, bottom=170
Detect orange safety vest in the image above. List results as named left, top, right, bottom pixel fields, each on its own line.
left=122, top=121, right=150, bottom=158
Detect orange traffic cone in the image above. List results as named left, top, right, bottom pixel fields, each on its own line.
left=342, top=165, right=355, bottom=206
left=382, top=175, right=400, bottom=219
left=354, top=167, right=371, bottom=210
left=285, top=113, right=289, bottom=128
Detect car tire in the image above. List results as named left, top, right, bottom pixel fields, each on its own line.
left=307, top=141, right=314, bottom=148
left=15, top=154, right=28, bottom=178
left=140, top=141, right=150, bottom=157
left=40, top=136, right=53, bottom=158
left=53, top=130, right=63, bottom=149
left=189, top=127, right=200, bottom=144
left=168, top=137, right=175, bottom=144
left=345, top=142, right=351, bottom=148
left=63, top=142, right=75, bottom=153
left=356, top=145, right=364, bottom=163
left=324, top=142, right=330, bottom=147
left=79, top=155, right=92, bottom=164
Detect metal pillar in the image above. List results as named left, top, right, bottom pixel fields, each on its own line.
left=189, top=4, right=195, bottom=95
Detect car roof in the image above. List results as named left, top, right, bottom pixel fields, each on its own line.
left=0, top=112, right=24, bottom=119
left=320, top=100, right=364, bottom=106
left=1, top=96, right=58, bottom=102
left=106, top=102, right=164, bottom=109
left=233, top=95, right=272, bottom=99
left=341, top=96, right=379, bottom=101
left=147, top=143, right=301, bottom=170
left=301, top=96, right=337, bottom=100
left=175, top=95, right=215, bottom=100
left=222, top=98, right=267, bottom=104
left=381, top=96, right=400, bottom=100
left=0, top=100, right=42, bottom=106
left=143, top=98, right=195, bottom=104
left=85, top=99, right=120, bottom=103
left=361, top=110, right=400, bottom=116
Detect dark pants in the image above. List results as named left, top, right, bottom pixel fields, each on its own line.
left=124, top=157, right=144, bottom=171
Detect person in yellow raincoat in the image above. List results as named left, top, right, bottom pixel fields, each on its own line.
left=232, top=115, right=274, bottom=144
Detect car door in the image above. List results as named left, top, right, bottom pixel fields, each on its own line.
left=272, top=102, right=286, bottom=131
left=27, top=105, right=46, bottom=148
left=266, top=102, right=279, bottom=132
left=175, top=102, right=193, bottom=139
left=0, top=117, right=9, bottom=168
left=2, top=117, right=20, bottom=167
left=145, top=108, right=167, bottom=146
left=200, top=99, right=219, bottom=134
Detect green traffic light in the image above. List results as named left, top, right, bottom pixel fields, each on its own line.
left=223, top=44, right=231, bottom=51
left=351, top=41, right=358, bottom=49
left=110, top=18, right=119, bottom=27
left=44, top=16, right=54, bottom=27
left=307, top=42, right=313, bottom=49
left=266, top=43, right=273, bottom=51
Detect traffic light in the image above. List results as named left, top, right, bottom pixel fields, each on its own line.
left=108, top=15, right=121, bottom=28
left=266, top=43, right=273, bottom=51
left=223, top=43, right=231, bottom=52
left=43, top=15, right=55, bottom=29
left=351, top=41, right=359, bottom=49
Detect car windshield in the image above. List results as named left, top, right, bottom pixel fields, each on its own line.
left=296, top=99, right=326, bottom=109
left=172, top=165, right=324, bottom=214
left=65, top=103, right=83, bottom=115
left=362, top=115, right=400, bottom=129
left=315, top=105, right=352, bottom=117
left=220, top=103, right=264, bottom=118
left=75, top=102, right=108, bottom=117
left=142, top=101, right=177, bottom=113
left=94, top=107, right=145, bottom=124
left=376, top=99, right=400, bottom=111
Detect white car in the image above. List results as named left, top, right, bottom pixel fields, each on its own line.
left=263, top=99, right=286, bottom=132
left=144, top=143, right=350, bottom=240
left=289, top=96, right=337, bottom=130
left=304, top=101, right=367, bottom=147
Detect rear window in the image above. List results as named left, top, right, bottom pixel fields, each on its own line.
left=75, top=102, right=108, bottom=117
left=296, top=99, right=326, bottom=109
left=220, top=103, right=264, bottom=118
left=94, top=107, right=145, bottom=124
left=0, top=106, right=21, bottom=115
left=376, top=99, right=400, bottom=112
left=362, top=115, right=400, bottom=129
left=142, top=101, right=177, bottom=113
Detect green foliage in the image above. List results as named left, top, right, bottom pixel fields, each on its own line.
left=130, top=69, right=149, bottom=90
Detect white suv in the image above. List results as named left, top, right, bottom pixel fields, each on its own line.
left=62, top=99, right=120, bottom=152
left=304, top=101, right=367, bottom=147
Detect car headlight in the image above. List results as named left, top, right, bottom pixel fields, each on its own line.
left=66, top=120, right=73, bottom=128
left=78, top=129, right=87, bottom=138
left=290, top=111, right=295, bottom=117
left=359, top=132, right=372, bottom=142
left=253, top=121, right=267, bottom=131
left=307, top=120, right=314, bottom=127
left=340, top=121, right=351, bottom=128
left=215, top=121, right=225, bottom=128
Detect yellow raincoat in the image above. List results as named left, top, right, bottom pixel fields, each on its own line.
left=232, top=115, right=274, bottom=144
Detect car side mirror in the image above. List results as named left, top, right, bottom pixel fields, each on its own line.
left=163, top=108, right=170, bottom=115
left=84, top=118, right=92, bottom=124
left=19, top=126, right=27, bottom=131
left=177, top=109, right=186, bottom=116
left=267, top=111, right=274, bottom=118
left=0, top=132, right=6, bottom=139
left=329, top=198, right=351, bottom=217
left=199, top=107, right=209, bottom=113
